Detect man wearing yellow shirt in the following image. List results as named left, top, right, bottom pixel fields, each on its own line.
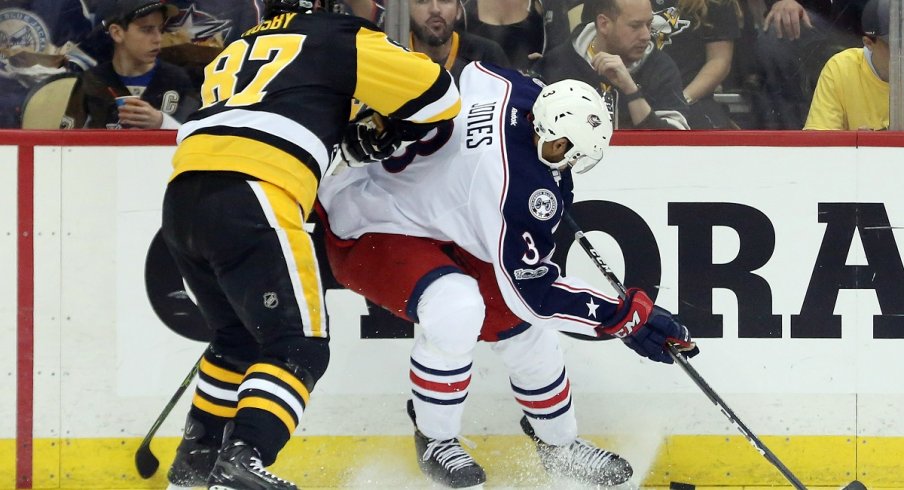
left=804, top=0, right=889, bottom=130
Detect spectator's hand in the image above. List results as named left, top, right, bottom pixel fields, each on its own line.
left=527, top=52, right=543, bottom=61
left=590, top=51, right=638, bottom=94
left=763, top=0, right=812, bottom=40
left=622, top=306, right=699, bottom=364
left=118, top=98, right=164, bottom=129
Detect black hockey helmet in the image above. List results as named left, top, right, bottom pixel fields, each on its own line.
left=264, top=0, right=338, bottom=15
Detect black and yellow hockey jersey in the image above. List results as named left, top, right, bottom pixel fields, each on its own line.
left=171, top=11, right=461, bottom=217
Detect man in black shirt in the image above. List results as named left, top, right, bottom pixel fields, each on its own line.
left=409, top=0, right=510, bottom=80
left=535, top=0, right=689, bottom=129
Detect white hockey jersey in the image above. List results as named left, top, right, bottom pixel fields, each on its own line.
left=318, top=62, right=621, bottom=338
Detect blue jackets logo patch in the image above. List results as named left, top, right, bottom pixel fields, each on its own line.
left=529, top=189, right=557, bottom=221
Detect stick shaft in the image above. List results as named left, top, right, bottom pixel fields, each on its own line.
left=141, top=357, right=201, bottom=444
left=562, top=212, right=807, bottom=490
left=562, top=213, right=627, bottom=299
left=135, top=356, right=201, bottom=479
left=667, top=345, right=806, bottom=489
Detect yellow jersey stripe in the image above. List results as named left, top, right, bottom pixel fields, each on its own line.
left=172, top=134, right=320, bottom=218
left=249, top=181, right=326, bottom=337
left=193, top=393, right=239, bottom=418
left=239, top=378, right=305, bottom=420
left=200, top=357, right=246, bottom=384
left=257, top=181, right=326, bottom=337
left=238, top=396, right=298, bottom=433
left=353, top=28, right=449, bottom=120
left=247, top=363, right=311, bottom=404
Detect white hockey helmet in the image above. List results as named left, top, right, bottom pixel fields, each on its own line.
left=532, top=79, right=612, bottom=174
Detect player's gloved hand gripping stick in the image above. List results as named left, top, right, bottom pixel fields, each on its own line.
left=561, top=212, right=810, bottom=490
left=596, top=285, right=699, bottom=363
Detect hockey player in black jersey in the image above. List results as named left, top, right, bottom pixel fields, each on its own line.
left=160, top=0, right=461, bottom=488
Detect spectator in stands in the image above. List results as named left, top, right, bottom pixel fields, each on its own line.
left=409, top=0, right=510, bottom=80
left=459, top=0, right=572, bottom=71
left=804, top=0, right=889, bottom=130
left=536, top=0, right=690, bottom=129
left=61, top=0, right=200, bottom=129
left=650, top=1, right=743, bottom=128
left=0, top=0, right=95, bottom=128
left=754, top=0, right=869, bottom=129
left=545, top=0, right=586, bottom=43
left=157, top=0, right=263, bottom=87
left=85, top=1, right=263, bottom=53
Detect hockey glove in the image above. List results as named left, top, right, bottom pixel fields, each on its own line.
left=339, top=108, right=403, bottom=167
left=622, top=306, right=699, bottom=364
left=597, top=287, right=654, bottom=339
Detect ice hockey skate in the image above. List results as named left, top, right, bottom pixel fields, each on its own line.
left=520, top=416, right=633, bottom=486
left=407, top=400, right=486, bottom=488
left=167, top=414, right=218, bottom=489
left=207, top=423, right=297, bottom=490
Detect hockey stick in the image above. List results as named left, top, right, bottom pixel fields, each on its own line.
left=561, top=213, right=808, bottom=490
left=135, top=356, right=202, bottom=479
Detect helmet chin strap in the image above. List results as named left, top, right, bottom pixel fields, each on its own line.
left=574, top=155, right=602, bottom=174
left=536, top=138, right=601, bottom=175
left=536, top=137, right=559, bottom=169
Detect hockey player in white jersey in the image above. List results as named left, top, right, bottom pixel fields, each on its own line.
left=317, top=62, right=699, bottom=488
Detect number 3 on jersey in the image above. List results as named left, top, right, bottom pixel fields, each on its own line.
left=521, top=231, right=540, bottom=265
left=201, top=34, right=305, bottom=108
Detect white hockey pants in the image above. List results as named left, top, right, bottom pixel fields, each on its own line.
left=409, top=273, right=577, bottom=444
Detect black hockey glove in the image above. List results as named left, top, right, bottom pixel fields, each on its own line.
left=339, top=108, right=403, bottom=167
left=622, top=306, right=699, bottom=364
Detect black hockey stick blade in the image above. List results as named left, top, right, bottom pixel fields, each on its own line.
left=135, top=440, right=159, bottom=479
left=841, top=481, right=867, bottom=490
left=135, top=356, right=202, bottom=479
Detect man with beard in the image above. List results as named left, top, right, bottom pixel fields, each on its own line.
left=409, top=0, right=509, bottom=80
left=534, top=0, right=689, bottom=129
